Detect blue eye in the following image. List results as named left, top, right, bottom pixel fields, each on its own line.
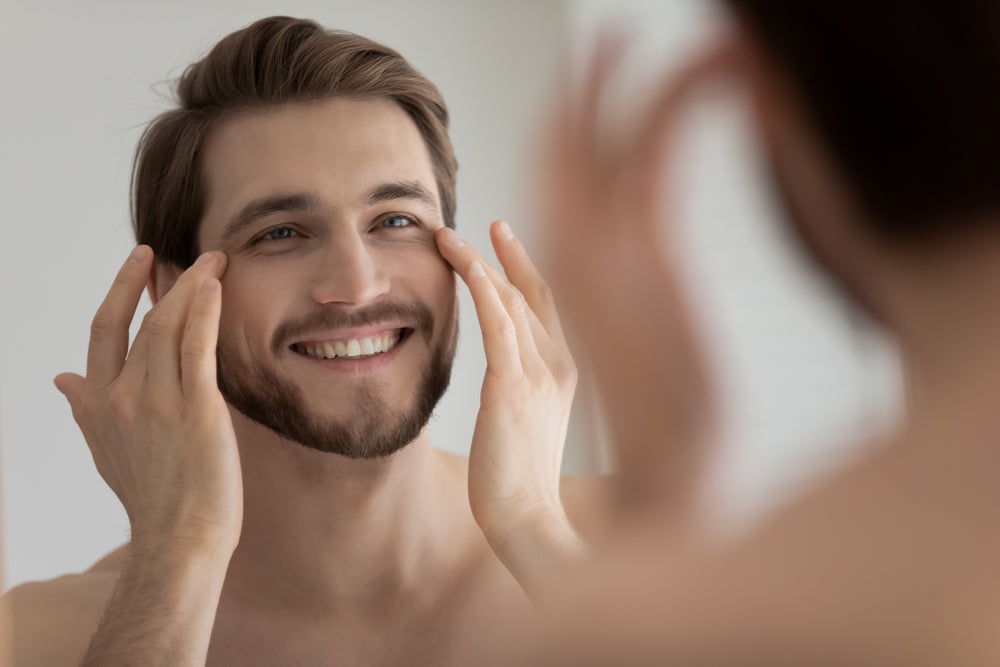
left=261, top=226, right=297, bottom=241
left=380, top=215, right=414, bottom=229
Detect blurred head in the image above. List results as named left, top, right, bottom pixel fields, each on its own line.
left=726, top=2, right=1000, bottom=322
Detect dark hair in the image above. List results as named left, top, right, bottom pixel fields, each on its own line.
left=132, top=16, right=458, bottom=267
left=727, top=1, right=1000, bottom=242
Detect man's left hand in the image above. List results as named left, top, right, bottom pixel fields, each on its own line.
left=436, top=221, right=583, bottom=600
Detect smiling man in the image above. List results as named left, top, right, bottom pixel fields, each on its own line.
left=197, top=98, right=457, bottom=461
left=5, top=17, right=597, bottom=666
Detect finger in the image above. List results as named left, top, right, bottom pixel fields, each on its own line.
left=180, top=277, right=222, bottom=399
left=53, top=372, right=85, bottom=415
left=437, top=226, right=545, bottom=355
left=144, top=252, right=227, bottom=392
left=543, top=31, right=630, bottom=280
left=636, top=38, right=736, bottom=151
left=85, top=246, right=153, bottom=388
left=626, top=39, right=737, bottom=225
left=437, top=228, right=538, bottom=375
left=462, top=260, right=521, bottom=376
left=453, top=230, right=553, bottom=370
left=572, top=27, right=630, bottom=154
left=113, top=324, right=151, bottom=396
left=490, top=220, right=567, bottom=344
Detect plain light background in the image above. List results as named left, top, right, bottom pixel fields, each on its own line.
left=1, top=0, right=900, bottom=589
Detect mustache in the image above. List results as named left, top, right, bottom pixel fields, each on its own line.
left=271, top=300, right=435, bottom=354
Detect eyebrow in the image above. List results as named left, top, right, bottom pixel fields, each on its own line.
left=219, top=180, right=439, bottom=243
left=363, top=180, right=438, bottom=211
left=220, top=192, right=321, bottom=243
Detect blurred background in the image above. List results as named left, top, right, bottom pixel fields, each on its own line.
left=0, top=0, right=901, bottom=589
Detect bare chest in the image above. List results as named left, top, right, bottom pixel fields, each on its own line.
left=206, top=577, right=530, bottom=666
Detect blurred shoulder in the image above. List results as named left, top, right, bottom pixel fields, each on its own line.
left=4, top=544, right=126, bottom=666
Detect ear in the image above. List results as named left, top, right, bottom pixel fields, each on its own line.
left=147, top=261, right=185, bottom=305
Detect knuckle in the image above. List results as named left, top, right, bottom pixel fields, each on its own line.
left=501, top=286, right=527, bottom=313
left=555, top=357, right=578, bottom=386
left=494, top=318, right=517, bottom=344
left=532, top=281, right=555, bottom=307
left=510, top=375, right=533, bottom=399
left=142, top=310, right=171, bottom=337
left=89, top=305, right=116, bottom=341
left=113, top=268, right=137, bottom=290
left=180, top=338, right=208, bottom=365
left=106, top=386, right=134, bottom=418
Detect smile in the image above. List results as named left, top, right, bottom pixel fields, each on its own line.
left=291, top=329, right=406, bottom=360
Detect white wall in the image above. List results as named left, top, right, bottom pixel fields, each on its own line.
left=1, top=0, right=902, bottom=590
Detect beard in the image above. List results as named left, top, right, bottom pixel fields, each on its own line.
left=216, top=299, right=458, bottom=459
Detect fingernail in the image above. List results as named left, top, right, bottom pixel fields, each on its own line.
left=128, top=245, right=147, bottom=263
left=469, top=260, right=486, bottom=277
left=443, top=228, right=466, bottom=247
left=194, top=252, right=213, bottom=267
left=497, top=220, right=514, bottom=240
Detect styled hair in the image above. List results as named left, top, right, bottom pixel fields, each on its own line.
left=132, top=16, right=457, bottom=267
left=727, top=1, right=1000, bottom=243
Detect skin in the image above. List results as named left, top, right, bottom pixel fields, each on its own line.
left=6, top=97, right=601, bottom=666
left=521, top=23, right=1000, bottom=666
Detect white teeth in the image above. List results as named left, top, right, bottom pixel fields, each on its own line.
left=296, top=331, right=403, bottom=359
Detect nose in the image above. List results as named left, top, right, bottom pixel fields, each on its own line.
left=309, top=232, right=390, bottom=306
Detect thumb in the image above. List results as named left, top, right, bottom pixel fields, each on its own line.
left=53, top=373, right=85, bottom=411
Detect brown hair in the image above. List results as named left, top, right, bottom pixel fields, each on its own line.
left=132, top=16, right=458, bottom=267
left=727, top=1, right=1000, bottom=244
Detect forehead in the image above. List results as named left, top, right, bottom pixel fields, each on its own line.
left=199, top=97, right=439, bottom=240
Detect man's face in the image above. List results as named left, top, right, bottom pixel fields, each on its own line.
left=197, top=98, right=458, bottom=458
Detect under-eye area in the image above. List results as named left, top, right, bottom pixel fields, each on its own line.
left=290, top=328, right=412, bottom=360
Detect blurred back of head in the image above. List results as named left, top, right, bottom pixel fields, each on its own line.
left=727, top=1, right=1000, bottom=245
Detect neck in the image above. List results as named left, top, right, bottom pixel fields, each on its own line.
left=223, top=412, right=469, bottom=613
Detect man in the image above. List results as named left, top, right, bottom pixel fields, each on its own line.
left=6, top=17, right=598, bottom=666
left=527, top=1, right=1000, bottom=664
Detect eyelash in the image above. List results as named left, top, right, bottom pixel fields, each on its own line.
left=245, top=226, right=299, bottom=248
left=377, top=213, right=419, bottom=230
left=249, top=214, right=421, bottom=247
left=260, top=226, right=298, bottom=242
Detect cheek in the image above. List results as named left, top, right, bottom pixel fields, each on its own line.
left=427, top=261, right=459, bottom=333
left=410, top=247, right=456, bottom=300
left=217, top=265, right=288, bottom=354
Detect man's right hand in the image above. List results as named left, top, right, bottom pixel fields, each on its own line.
left=55, top=246, right=243, bottom=556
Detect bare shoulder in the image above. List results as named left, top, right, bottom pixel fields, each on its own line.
left=85, top=543, right=130, bottom=573
left=560, top=474, right=615, bottom=542
left=4, top=545, right=126, bottom=667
